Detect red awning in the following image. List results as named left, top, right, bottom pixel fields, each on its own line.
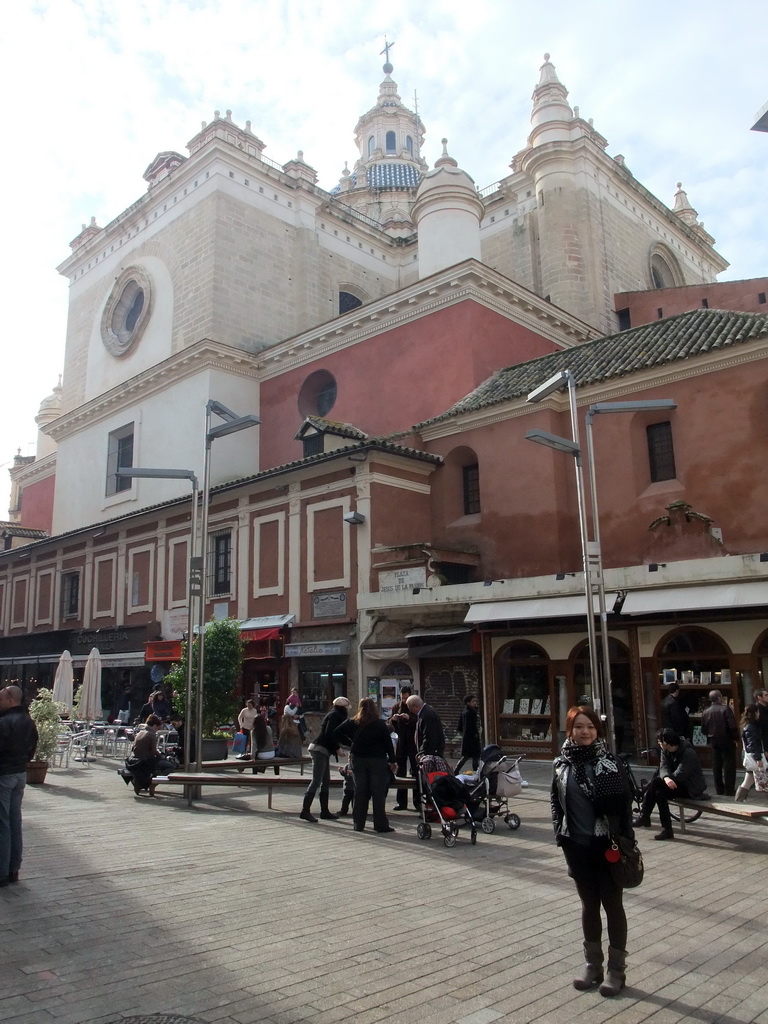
left=241, top=628, right=280, bottom=642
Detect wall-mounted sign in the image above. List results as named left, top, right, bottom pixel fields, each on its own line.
left=312, top=592, right=347, bottom=619
left=284, top=641, right=350, bottom=658
left=378, top=567, right=426, bottom=594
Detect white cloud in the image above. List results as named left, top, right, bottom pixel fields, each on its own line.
left=1, top=0, right=766, bottom=506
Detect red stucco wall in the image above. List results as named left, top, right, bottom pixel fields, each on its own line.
left=616, top=278, right=768, bottom=328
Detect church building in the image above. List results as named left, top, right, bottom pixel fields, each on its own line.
left=2, top=53, right=766, bottom=760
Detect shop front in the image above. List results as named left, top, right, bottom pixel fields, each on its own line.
left=284, top=638, right=350, bottom=716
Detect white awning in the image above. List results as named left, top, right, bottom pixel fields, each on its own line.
left=405, top=626, right=472, bottom=639
left=621, top=581, right=768, bottom=615
left=465, top=593, right=619, bottom=624
left=362, top=647, right=410, bottom=661
left=240, top=614, right=296, bottom=629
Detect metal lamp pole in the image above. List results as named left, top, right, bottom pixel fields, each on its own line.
left=116, top=466, right=199, bottom=772
left=584, top=399, right=677, bottom=753
left=526, top=370, right=601, bottom=717
left=196, top=401, right=261, bottom=771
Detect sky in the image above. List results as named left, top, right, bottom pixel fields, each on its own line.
left=1, top=0, right=766, bottom=516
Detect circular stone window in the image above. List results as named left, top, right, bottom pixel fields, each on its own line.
left=298, top=369, right=337, bottom=418
left=101, top=266, right=152, bottom=357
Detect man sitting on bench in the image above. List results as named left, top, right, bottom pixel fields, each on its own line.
left=633, top=728, right=709, bottom=841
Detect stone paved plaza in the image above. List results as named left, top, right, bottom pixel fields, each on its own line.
left=3, top=756, right=768, bottom=1024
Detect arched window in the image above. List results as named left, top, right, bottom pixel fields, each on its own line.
left=385, top=131, right=396, bottom=154
left=494, top=641, right=552, bottom=745
left=405, top=135, right=414, bottom=156
left=657, top=628, right=733, bottom=722
left=339, top=291, right=363, bottom=315
left=367, top=135, right=375, bottom=157
left=650, top=248, right=680, bottom=289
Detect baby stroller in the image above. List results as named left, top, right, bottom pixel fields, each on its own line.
left=467, top=744, right=524, bottom=833
left=416, top=754, right=480, bottom=847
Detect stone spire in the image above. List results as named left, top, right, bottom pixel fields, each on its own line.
left=672, top=182, right=700, bottom=227
left=529, top=53, right=573, bottom=142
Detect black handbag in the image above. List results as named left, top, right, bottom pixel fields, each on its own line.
left=606, top=834, right=644, bottom=889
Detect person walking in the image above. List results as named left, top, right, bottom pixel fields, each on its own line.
left=551, top=705, right=634, bottom=997
left=406, top=694, right=445, bottom=757
left=659, top=683, right=692, bottom=739
left=336, top=698, right=397, bottom=834
left=300, top=696, right=350, bottom=823
left=735, top=704, right=764, bottom=802
left=455, top=695, right=482, bottom=773
left=633, top=728, right=708, bottom=839
left=0, top=686, right=38, bottom=887
left=701, top=690, right=739, bottom=796
left=388, top=685, right=418, bottom=810
left=754, top=690, right=768, bottom=756
left=237, top=699, right=258, bottom=758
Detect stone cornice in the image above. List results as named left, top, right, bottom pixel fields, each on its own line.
left=8, top=452, right=56, bottom=487
left=258, top=260, right=599, bottom=380
left=47, top=340, right=259, bottom=442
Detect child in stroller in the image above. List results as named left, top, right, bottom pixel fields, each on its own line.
left=416, top=754, right=482, bottom=847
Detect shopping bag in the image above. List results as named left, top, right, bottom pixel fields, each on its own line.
left=231, top=732, right=248, bottom=756
left=754, top=763, right=768, bottom=792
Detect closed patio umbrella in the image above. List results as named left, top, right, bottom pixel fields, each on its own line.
left=52, top=650, right=74, bottom=713
left=78, top=647, right=103, bottom=722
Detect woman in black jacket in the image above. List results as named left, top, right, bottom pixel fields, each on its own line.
left=300, top=697, right=350, bottom=823
left=736, top=704, right=764, bottom=802
left=551, top=705, right=634, bottom=997
left=336, top=698, right=397, bottom=834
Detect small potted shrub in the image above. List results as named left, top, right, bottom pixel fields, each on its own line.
left=27, top=687, right=67, bottom=784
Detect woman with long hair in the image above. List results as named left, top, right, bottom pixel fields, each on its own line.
left=551, top=706, right=634, bottom=997
left=336, top=697, right=397, bottom=833
left=735, top=704, right=764, bottom=801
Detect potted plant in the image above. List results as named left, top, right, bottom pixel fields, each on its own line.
left=27, top=687, right=67, bottom=784
left=168, top=618, right=243, bottom=761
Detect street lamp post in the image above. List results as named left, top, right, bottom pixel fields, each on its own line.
left=196, top=401, right=261, bottom=771
left=116, top=466, right=200, bottom=773
left=584, top=399, right=677, bottom=752
left=526, top=370, right=602, bottom=722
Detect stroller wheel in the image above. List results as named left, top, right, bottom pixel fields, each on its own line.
left=481, top=816, right=495, bottom=834
left=416, top=822, right=432, bottom=841
left=505, top=813, right=521, bottom=831
left=470, top=828, right=477, bottom=845
left=443, top=830, right=457, bottom=848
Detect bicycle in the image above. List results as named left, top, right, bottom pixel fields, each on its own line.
left=619, top=753, right=703, bottom=824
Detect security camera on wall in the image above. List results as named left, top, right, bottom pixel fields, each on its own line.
left=343, top=510, right=366, bottom=525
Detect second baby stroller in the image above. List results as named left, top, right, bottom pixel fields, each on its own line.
left=467, top=744, right=525, bottom=833
left=416, top=754, right=480, bottom=847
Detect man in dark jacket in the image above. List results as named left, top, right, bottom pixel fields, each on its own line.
left=406, top=694, right=445, bottom=757
left=701, top=689, right=739, bottom=796
left=389, top=685, right=418, bottom=811
left=633, top=727, right=708, bottom=841
left=0, top=685, right=39, bottom=886
left=754, top=690, right=768, bottom=755
left=455, top=695, right=481, bottom=773
left=660, top=683, right=692, bottom=739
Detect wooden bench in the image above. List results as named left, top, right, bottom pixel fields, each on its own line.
left=673, top=797, right=768, bottom=833
left=198, top=756, right=311, bottom=775
left=153, top=772, right=415, bottom=808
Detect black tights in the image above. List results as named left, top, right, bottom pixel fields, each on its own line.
left=563, top=840, right=627, bottom=949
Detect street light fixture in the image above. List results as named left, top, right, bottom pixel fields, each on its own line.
left=116, top=466, right=200, bottom=773
left=196, top=400, right=260, bottom=771
left=526, top=369, right=602, bottom=729
left=585, top=399, right=677, bottom=752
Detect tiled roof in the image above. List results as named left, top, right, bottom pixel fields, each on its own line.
left=0, top=523, right=48, bottom=539
left=419, top=308, right=768, bottom=427
left=298, top=416, right=368, bottom=440
left=368, top=163, right=421, bottom=190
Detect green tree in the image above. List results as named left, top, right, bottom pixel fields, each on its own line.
left=167, top=618, right=243, bottom=736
